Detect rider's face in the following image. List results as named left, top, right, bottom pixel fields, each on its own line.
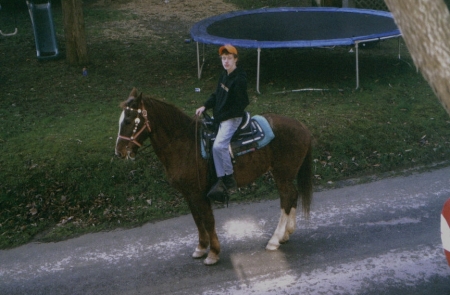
left=221, top=54, right=237, bottom=74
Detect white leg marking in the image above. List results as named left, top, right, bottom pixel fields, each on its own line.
left=266, top=209, right=289, bottom=251
left=281, top=208, right=297, bottom=243
left=204, top=252, right=220, bottom=265
left=192, top=246, right=208, bottom=259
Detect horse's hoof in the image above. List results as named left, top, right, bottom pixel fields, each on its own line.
left=192, top=247, right=208, bottom=259
left=203, top=253, right=220, bottom=265
left=266, top=241, right=280, bottom=251
left=279, top=233, right=290, bottom=244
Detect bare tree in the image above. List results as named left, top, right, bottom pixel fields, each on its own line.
left=61, top=0, right=88, bottom=65
left=384, top=0, right=450, bottom=116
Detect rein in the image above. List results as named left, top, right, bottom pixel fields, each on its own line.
left=118, top=100, right=152, bottom=148
left=195, top=116, right=202, bottom=191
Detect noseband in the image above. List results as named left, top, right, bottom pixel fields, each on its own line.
left=118, top=100, right=152, bottom=148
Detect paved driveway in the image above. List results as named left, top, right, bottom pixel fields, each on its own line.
left=1, top=167, right=450, bottom=295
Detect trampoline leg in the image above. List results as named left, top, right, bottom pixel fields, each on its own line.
left=196, top=42, right=205, bottom=79
left=196, top=42, right=200, bottom=79
left=355, top=42, right=359, bottom=89
left=256, top=47, right=261, bottom=94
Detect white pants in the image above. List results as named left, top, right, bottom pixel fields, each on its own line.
left=212, top=117, right=242, bottom=177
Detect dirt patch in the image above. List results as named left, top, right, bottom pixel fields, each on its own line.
left=93, top=0, right=237, bottom=40
left=118, top=0, right=237, bottom=22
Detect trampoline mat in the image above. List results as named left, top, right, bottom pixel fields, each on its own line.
left=206, top=11, right=398, bottom=42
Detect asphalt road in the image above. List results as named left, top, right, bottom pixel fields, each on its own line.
left=1, top=167, right=450, bottom=295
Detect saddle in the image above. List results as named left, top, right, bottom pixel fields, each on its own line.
left=200, top=112, right=275, bottom=160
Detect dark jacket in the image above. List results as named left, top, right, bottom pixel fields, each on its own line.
left=203, top=67, right=249, bottom=123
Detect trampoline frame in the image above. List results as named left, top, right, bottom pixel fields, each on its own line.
left=191, top=7, right=402, bottom=92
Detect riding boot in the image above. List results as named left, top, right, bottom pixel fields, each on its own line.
left=222, top=174, right=237, bottom=194
left=207, top=178, right=229, bottom=204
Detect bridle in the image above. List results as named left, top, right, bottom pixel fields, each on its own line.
left=117, top=100, right=152, bottom=148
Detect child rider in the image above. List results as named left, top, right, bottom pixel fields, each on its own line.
left=195, top=44, right=249, bottom=202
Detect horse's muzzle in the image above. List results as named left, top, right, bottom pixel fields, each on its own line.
left=115, top=149, right=125, bottom=158
left=126, top=150, right=136, bottom=161
left=115, top=148, right=136, bottom=161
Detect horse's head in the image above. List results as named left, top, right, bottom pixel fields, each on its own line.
left=115, top=88, right=152, bottom=160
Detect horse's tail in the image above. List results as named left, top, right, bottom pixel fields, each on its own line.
left=297, top=141, right=313, bottom=219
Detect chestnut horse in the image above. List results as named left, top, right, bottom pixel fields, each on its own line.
left=115, top=88, right=313, bottom=265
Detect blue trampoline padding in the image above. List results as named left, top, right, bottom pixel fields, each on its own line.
left=191, top=7, right=400, bottom=48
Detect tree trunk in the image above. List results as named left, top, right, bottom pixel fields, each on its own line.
left=384, top=0, right=450, bottom=116
left=61, top=0, right=89, bottom=65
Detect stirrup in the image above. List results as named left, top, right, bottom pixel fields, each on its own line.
left=208, top=192, right=230, bottom=207
left=207, top=179, right=230, bottom=207
left=222, top=174, right=237, bottom=194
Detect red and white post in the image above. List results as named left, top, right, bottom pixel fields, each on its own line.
left=441, top=198, right=450, bottom=266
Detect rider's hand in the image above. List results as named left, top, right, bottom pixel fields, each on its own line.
left=195, top=106, right=205, bottom=116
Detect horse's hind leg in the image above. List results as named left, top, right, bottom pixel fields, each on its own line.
left=266, top=207, right=298, bottom=250
left=284, top=207, right=297, bottom=241
left=266, top=181, right=298, bottom=251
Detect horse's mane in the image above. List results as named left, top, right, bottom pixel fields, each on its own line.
left=143, top=95, right=197, bottom=137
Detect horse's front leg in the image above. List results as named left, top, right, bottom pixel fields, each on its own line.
left=187, top=196, right=220, bottom=265
left=186, top=197, right=209, bottom=258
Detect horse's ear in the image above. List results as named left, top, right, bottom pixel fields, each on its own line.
left=120, top=88, right=139, bottom=109
left=129, top=87, right=138, bottom=98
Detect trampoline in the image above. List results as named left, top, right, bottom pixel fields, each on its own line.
left=190, top=7, right=402, bottom=92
